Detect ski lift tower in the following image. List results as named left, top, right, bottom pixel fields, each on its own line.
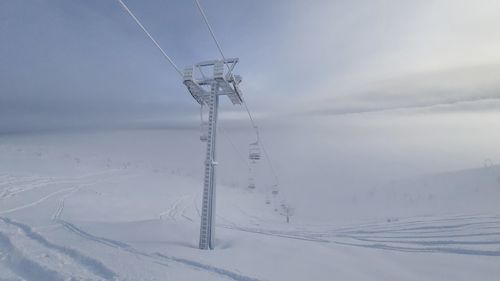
left=183, top=58, right=243, bottom=250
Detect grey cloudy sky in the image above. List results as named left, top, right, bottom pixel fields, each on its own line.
left=2, top=0, right=499, bottom=133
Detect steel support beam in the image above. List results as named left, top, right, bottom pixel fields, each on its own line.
left=199, top=82, right=219, bottom=250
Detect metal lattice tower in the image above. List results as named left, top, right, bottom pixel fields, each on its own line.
left=183, top=58, right=243, bottom=250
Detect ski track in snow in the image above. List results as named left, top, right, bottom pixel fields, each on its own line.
left=57, top=219, right=267, bottom=281
left=155, top=253, right=265, bottom=281
left=219, top=223, right=330, bottom=243
left=0, top=171, right=117, bottom=216
left=1, top=178, right=76, bottom=199
left=0, top=171, right=265, bottom=280
left=159, top=194, right=195, bottom=222
left=331, top=240, right=500, bottom=256
left=193, top=193, right=201, bottom=218
left=0, top=231, right=66, bottom=281
left=327, top=216, right=500, bottom=257
left=0, top=217, right=118, bottom=280
left=0, top=187, right=76, bottom=215
left=51, top=185, right=84, bottom=220
left=0, top=171, right=116, bottom=200
left=180, top=201, right=194, bottom=222
left=219, top=215, right=500, bottom=257
left=1, top=166, right=499, bottom=280
left=159, top=196, right=185, bottom=221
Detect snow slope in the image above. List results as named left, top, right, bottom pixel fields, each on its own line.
left=0, top=129, right=499, bottom=280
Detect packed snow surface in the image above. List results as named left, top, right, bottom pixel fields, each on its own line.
left=0, top=130, right=499, bottom=280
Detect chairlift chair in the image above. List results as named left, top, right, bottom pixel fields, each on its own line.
left=200, top=122, right=208, bottom=142
left=248, top=175, right=256, bottom=189
left=271, top=184, right=279, bottom=195
left=248, top=141, right=261, bottom=161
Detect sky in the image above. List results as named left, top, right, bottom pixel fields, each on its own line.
left=1, top=0, right=500, bottom=183
left=1, top=0, right=499, bottom=128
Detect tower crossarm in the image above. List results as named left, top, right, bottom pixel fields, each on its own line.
left=183, top=58, right=243, bottom=105
left=183, top=67, right=209, bottom=105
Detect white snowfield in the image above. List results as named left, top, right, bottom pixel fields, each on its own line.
left=0, top=130, right=499, bottom=281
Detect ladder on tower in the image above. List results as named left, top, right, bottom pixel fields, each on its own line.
left=199, top=83, right=218, bottom=249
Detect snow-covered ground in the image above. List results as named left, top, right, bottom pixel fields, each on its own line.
left=0, top=129, right=499, bottom=281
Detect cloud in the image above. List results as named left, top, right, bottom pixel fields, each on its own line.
left=295, top=63, right=500, bottom=116
left=1, top=0, right=500, bottom=133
